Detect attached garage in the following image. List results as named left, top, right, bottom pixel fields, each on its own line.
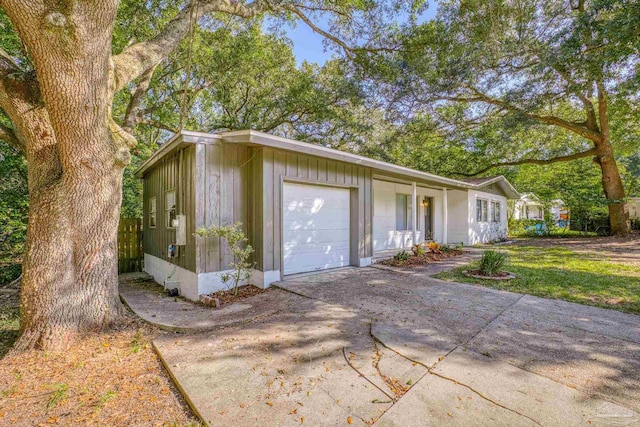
left=137, top=129, right=518, bottom=300
left=282, top=182, right=351, bottom=275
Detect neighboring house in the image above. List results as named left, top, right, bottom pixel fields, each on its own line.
left=513, top=193, right=545, bottom=220
left=549, top=199, right=570, bottom=228
left=626, top=197, right=640, bottom=220
left=513, top=193, right=569, bottom=227
left=135, top=130, right=519, bottom=300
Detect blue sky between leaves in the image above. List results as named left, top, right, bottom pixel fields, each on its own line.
left=280, top=4, right=438, bottom=66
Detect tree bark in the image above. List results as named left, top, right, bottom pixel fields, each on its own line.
left=595, top=138, right=629, bottom=236
left=1, top=0, right=129, bottom=350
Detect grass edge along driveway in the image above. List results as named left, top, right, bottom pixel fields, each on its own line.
left=435, top=245, right=640, bottom=315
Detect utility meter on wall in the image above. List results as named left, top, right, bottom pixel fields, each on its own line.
left=175, top=214, right=186, bottom=246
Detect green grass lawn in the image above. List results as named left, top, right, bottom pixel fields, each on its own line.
left=435, top=245, right=640, bottom=315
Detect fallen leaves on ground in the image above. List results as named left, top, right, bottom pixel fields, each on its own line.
left=0, top=314, right=201, bottom=426
left=378, top=250, right=465, bottom=268
left=204, top=285, right=271, bottom=306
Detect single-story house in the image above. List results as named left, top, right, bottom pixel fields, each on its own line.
left=135, top=130, right=519, bottom=300
left=626, top=197, right=640, bottom=219
left=513, top=193, right=545, bottom=220
left=513, top=193, right=569, bottom=227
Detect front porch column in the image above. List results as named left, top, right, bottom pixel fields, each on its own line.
left=442, top=187, right=448, bottom=243
left=412, top=182, right=417, bottom=245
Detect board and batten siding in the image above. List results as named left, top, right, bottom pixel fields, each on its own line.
left=234, top=147, right=373, bottom=274
left=142, top=145, right=197, bottom=272
left=251, top=148, right=372, bottom=271
left=194, top=142, right=252, bottom=273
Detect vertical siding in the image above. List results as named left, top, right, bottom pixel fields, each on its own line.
left=259, top=149, right=373, bottom=274
left=197, top=142, right=252, bottom=272
left=142, top=145, right=196, bottom=272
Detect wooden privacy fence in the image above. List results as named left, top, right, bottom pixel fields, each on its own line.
left=118, top=218, right=143, bottom=274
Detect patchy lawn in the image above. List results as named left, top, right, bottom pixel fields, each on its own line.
left=435, top=236, right=640, bottom=315
left=0, top=279, right=202, bottom=426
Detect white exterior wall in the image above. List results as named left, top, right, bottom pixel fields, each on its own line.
left=446, top=189, right=469, bottom=244
left=467, top=190, right=508, bottom=245
left=626, top=197, right=640, bottom=219
left=513, top=200, right=544, bottom=220
left=372, top=180, right=444, bottom=252
left=144, top=253, right=199, bottom=301
left=144, top=253, right=278, bottom=302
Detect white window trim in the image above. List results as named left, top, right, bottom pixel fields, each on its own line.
left=165, top=189, right=176, bottom=229
left=477, top=198, right=488, bottom=223
left=491, top=200, right=501, bottom=223
left=149, top=197, right=157, bottom=229
left=396, top=193, right=413, bottom=231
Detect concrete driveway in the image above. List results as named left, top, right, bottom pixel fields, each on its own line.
left=152, top=267, right=640, bottom=426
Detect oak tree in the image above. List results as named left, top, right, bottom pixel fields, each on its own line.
left=0, top=0, right=410, bottom=350
left=382, top=0, right=639, bottom=234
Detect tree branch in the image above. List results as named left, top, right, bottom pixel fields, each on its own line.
left=112, top=0, right=268, bottom=90
left=137, top=118, right=179, bottom=133
left=439, top=87, right=603, bottom=143
left=123, top=66, right=156, bottom=132
left=454, top=148, right=598, bottom=177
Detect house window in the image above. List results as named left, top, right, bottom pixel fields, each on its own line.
left=491, top=201, right=501, bottom=223
left=476, top=198, right=488, bottom=222
left=149, top=197, right=157, bottom=228
left=165, top=190, right=176, bottom=228
left=396, top=194, right=413, bottom=230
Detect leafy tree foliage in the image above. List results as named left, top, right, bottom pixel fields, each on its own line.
left=371, top=0, right=640, bottom=234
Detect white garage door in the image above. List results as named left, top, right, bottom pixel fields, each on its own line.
left=282, top=182, right=351, bottom=275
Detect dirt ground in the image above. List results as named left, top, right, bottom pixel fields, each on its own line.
left=0, top=280, right=201, bottom=427
left=510, top=231, right=640, bottom=266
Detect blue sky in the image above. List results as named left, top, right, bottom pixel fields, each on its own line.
left=283, top=5, right=439, bottom=66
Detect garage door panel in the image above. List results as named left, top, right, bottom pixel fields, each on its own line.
left=282, top=228, right=350, bottom=244
left=284, top=252, right=350, bottom=274
left=282, top=218, right=351, bottom=232
left=283, top=182, right=351, bottom=275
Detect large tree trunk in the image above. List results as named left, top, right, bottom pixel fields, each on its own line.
left=2, top=0, right=129, bottom=350
left=595, top=138, right=629, bottom=236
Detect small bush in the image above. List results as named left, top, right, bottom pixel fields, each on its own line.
left=195, top=223, right=254, bottom=295
left=478, top=250, right=509, bottom=276
left=393, top=250, right=410, bottom=262
left=411, top=243, right=426, bottom=256
left=427, top=241, right=442, bottom=254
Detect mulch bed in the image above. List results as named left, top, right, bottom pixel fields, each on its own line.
left=464, top=269, right=515, bottom=280
left=203, top=285, right=270, bottom=306
left=378, top=250, right=465, bottom=267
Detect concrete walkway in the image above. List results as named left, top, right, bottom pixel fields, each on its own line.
left=118, top=273, right=307, bottom=332
left=122, top=267, right=640, bottom=426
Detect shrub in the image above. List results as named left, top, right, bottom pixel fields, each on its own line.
left=427, top=241, right=442, bottom=254
left=411, top=243, right=426, bottom=256
left=195, top=223, right=254, bottom=295
left=393, top=250, right=410, bottom=262
left=478, top=250, right=509, bottom=276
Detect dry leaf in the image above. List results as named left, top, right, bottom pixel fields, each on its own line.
left=266, top=401, right=273, bottom=407
left=301, top=416, right=305, bottom=423
left=290, top=409, right=298, bottom=414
